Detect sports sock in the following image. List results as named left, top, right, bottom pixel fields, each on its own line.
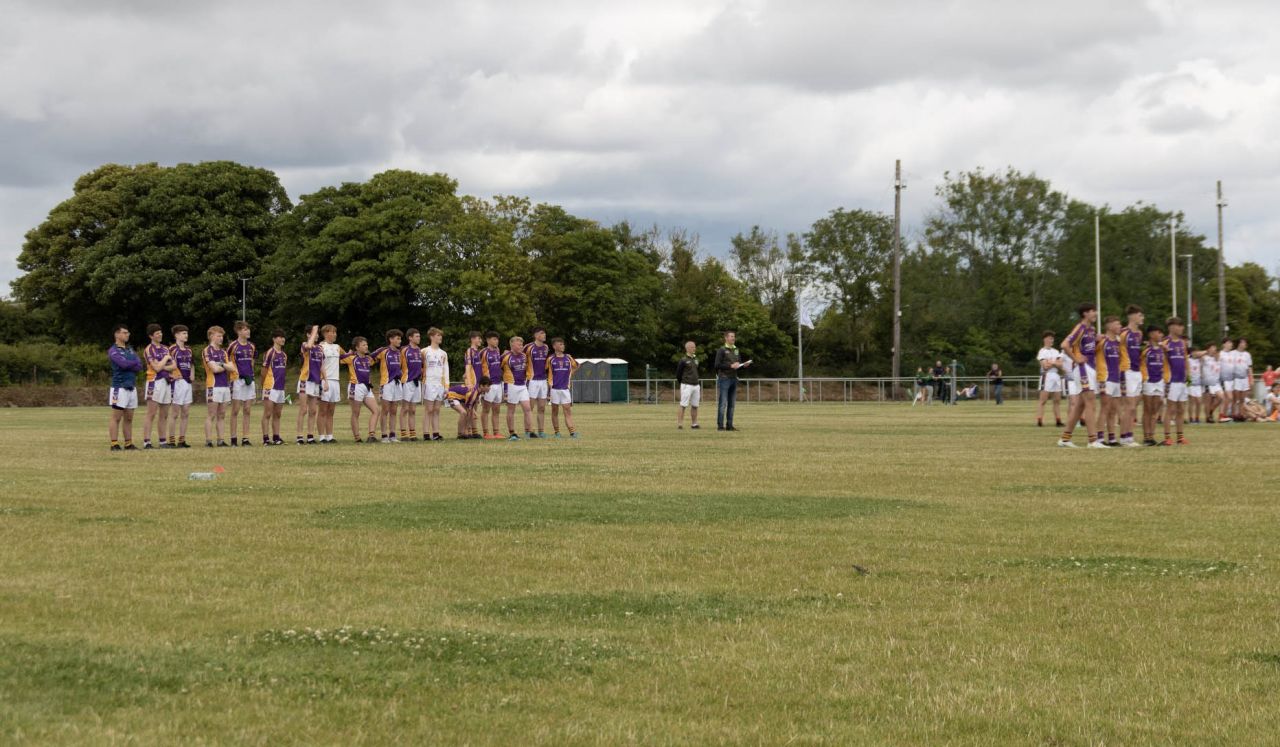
left=263, top=435, right=271, bottom=444
left=124, top=439, right=133, bottom=447
left=231, top=437, right=238, bottom=446
left=143, top=439, right=151, bottom=446
left=111, top=439, right=119, bottom=448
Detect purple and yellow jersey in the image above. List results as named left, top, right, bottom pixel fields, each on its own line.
left=144, top=342, right=170, bottom=384
left=501, top=351, right=529, bottom=386
left=464, top=347, right=484, bottom=387
left=1120, top=327, right=1142, bottom=372
left=261, top=348, right=287, bottom=392
left=1164, top=338, right=1188, bottom=383
left=169, top=344, right=194, bottom=383
left=372, top=345, right=403, bottom=386
left=227, top=339, right=257, bottom=379
left=446, top=383, right=481, bottom=411
left=527, top=342, right=550, bottom=381
left=341, top=351, right=373, bottom=386
left=483, top=347, right=504, bottom=384
left=400, top=345, right=424, bottom=384
left=297, top=343, right=324, bottom=384
left=548, top=353, right=578, bottom=390
left=1095, top=337, right=1123, bottom=383
left=1141, top=344, right=1165, bottom=383
left=1063, top=321, right=1097, bottom=369
left=203, top=345, right=230, bottom=389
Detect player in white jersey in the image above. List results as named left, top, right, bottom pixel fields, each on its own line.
left=1186, top=348, right=1203, bottom=423
left=1233, top=338, right=1253, bottom=418
left=1217, top=339, right=1236, bottom=420
left=1035, top=330, right=1064, bottom=428
left=1200, top=342, right=1223, bottom=423
left=422, top=327, right=449, bottom=441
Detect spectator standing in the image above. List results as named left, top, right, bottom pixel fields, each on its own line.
left=1262, top=364, right=1277, bottom=390
left=675, top=341, right=702, bottom=430
left=714, top=330, right=751, bottom=431
left=931, top=360, right=946, bottom=403
left=988, top=363, right=1004, bottom=405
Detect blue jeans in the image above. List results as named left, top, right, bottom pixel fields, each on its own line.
left=993, top=383, right=1004, bottom=405
left=717, top=377, right=738, bottom=429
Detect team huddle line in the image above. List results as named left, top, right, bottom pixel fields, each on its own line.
left=105, top=322, right=581, bottom=450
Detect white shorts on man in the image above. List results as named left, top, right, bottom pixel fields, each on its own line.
left=1124, top=370, right=1142, bottom=398
left=298, top=379, right=319, bottom=398
left=349, top=383, right=372, bottom=402
left=263, top=388, right=286, bottom=405
left=110, top=387, right=138, bottom=410
left=147, top=378, right=173, bottom=405
left=402, top=380, right=423, bottom=404
left=231, top=379, right=256, bottom=401
left=321, top=379, right=340, bottom=404
left=381, top=381, right=403, bottom=402
left=1207, top=383, right=1224, bottom=396
left=680, top=383, right=701, bottom=408
left=550, top=388, right=572, bottom=405
left=207, top=386, right=231, bottom=404
left=424, top=383, right=446, bottom=402
left=1189, top=384, right=1204, bottom=398
left=171, top=379, right=193, bottom=407
left=1142, top=381, right=1165, bottom=398
left=527, top=379, right=549, bottom=400
left=1066, top=364, right=1097, bottom=397
left=506, top=384, right=530, bottom=405
left=1103, top=380, right=1122, bottom=398
left=1166, top=382, right=1188, bottom=403
left=483, top=384, right=505, bottom=404
left=1040, top=371, right=1062, bottom=394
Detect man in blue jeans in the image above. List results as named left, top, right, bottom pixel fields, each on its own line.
left=714, top=330, right=751, bottom=431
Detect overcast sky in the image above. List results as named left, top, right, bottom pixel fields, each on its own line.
left=3, top=0, right=1278, bottom=293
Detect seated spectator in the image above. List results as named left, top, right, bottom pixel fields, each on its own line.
left=956, top=384, right=979, bottom=401
left=1266, top=384, right=1280, bottom=421
left=1241, top=398, right=1267, bottom=422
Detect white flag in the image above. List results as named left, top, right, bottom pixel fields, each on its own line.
left=799, top=306, right=814, bottom=329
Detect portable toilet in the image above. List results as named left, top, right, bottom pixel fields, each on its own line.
left=573, top=358, right=629, bottom=402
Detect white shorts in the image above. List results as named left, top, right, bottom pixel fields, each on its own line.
left=348, top=383, right=372, bottom=402
left=1040, top=373, right=1062, bottom=394
left=483, top=385, right=505, bottom=404
left=1067, top=365, right=1097, bottom=396
left=1166, top=382, right=1188, bottom=403
left=1142, top=382, right=1165, bottom=398
left=146, top=378, right=172, bottom=405
left=1103, top=380, right=1122, bottom=398
left=207, top=386, right=231, bottom=404
left=527, top=379, right=549, bottom=400
left=263, top=388, right=286, bottom=405
left=550, top=388, right=572, bottom=405
left=680, top=383, right=701, bottom=407
left=320, top=379, right=341, bottom=404
left=423, top=383, right=446, bottom=402
left=1189, top=384, right=1203, bottom=398
left=1124, top=370, right=1143, bottom=398
left=297, top=380, right=319, bottom=398
left=109, top=387, right=138, bottom=410
left=171, top=379, right=193, bottom=407
left=506, top=384, right=530, bottom=405
left=402, top=381, right=423, bottom=404
left=1207, top=383, right=1224, bottom=396
left=381, top=381, right=403, bottom=402
left=1234, top=378, right=1249, bottom=392
left=232, top=379, right=256, bottom=401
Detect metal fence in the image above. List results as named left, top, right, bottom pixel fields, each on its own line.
left=567, top=376, right=1044, bottom=404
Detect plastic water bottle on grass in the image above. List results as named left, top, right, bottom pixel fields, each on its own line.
left=188, top=465, right=226, bottom=481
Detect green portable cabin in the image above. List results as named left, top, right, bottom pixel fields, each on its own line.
left=572, top=358, right=629, bottom=403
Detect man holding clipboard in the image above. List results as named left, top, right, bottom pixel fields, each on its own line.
left=714, top=330, right=751, bottom=431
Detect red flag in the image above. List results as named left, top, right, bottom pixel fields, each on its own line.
left=1191, top=302, right=1199, bottom=323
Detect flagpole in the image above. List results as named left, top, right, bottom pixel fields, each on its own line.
left=797, top=289, right=804, bottom=402
left=1094, top=212, right=1101, bottom=316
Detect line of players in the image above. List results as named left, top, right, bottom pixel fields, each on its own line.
left=106, top=321, right=580, bottom=450
left=1034, top=303, right=1256, bottom=448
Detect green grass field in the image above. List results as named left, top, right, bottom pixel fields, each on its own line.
left=1, top=402, right=1278, bottom=745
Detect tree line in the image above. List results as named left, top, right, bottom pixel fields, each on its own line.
left=6, top=161, right=1278, bottom=380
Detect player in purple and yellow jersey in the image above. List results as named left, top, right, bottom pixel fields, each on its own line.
left=399, top=328, right=425, bottom=441
left=548, top=336, right=579, bottom=438
left=480, top=330, right=505, bottom=439
left=446, top=376, right=490, bottom=439
left=1118, top=305, right=1145, bottom=446
left=1163, top=317, right=1190, bottom=445
left=372, top=329, right=404, bottom=443
left=141, top=323, right=176, bottom=449
left=203, top=326, right=233, bottom=448
left=422, top=327, right=450, bottom=441
left=166, top=325, right=194, bottom=448
left=1093, top=316, right=1125, bottom=446
left=295, top=325, right=323, bottom=444
left=341, top=336, right=381, bottom=443
left=462, top=330, right=485, bottom=437
left=107, top=323, right=143, bottom=451
left=501, top=336, right=536, bottom=440
left=526, top=327, right=551, bottom=437
left=259, top=328, right=288, bottom=445
left=227, top=320, right=257, bottom=447
left=1140, top=324, right=1166, bottom=446
left=1057, top=303, right=1104, bottom=448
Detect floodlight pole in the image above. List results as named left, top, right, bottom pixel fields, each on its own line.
left=1180, top=254, right=1194, bottom=345
left=1216, top=181, right=1228, bottom=337
left=892, top=159, right=903, bottom=399
left=1170, top=217, right=1178, bottom=318
left=1094, top=212, right=1101, bottom=316
left=240, top=277, right=249, bottom=323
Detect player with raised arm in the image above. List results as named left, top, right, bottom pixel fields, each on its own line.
left=1057, top=303, right=1104, bottom=448
left=259, top=329, right=287, bottom=445
left=525, top=327, right=551, bottom=437
left=1201, top=342, right=1223, bottom=423
left=1094, top=315, right=1124, bottom=446
left=203, top=326, right=233, bottom=448
left=227, top=321, right=257, bottom=447
left=548, top=337, right=580, bottom=438
left=141, top=323, right=175, bottom=449
left=1035, top=331, right=1064, bottom=428
left=295, top=325, right=322, bottom=444
left=1163, top=317, right=1190, bottom=445
left=1118, top=305, right=1145, bottom=446
left=399, top=328, right=424, bottom=442
left=501, top=335, right=536, bottom=440
left=372, top=330, right=404, bottom=443
left=480, top=331, right=505, bottom=439
left=107, top=323, right=143, bottom=451
left=341, top=337, right=380, bottom=443
left=422, top=327, right=449, bottom=441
